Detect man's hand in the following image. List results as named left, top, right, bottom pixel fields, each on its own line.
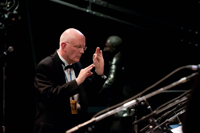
left=93, top=47, right=104, bottom=75
left=76, top=64, right=95, bottom=85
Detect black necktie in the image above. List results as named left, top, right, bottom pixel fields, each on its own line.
left=65, top=65, right=73, bottom=70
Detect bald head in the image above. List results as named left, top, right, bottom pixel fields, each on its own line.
left=59, top=28, right=85, bottom=47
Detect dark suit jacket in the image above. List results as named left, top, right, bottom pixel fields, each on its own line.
left=33, top=51, right=105, bottom=133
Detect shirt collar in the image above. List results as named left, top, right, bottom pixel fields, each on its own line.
left=57, top=50, right=71, bottom=68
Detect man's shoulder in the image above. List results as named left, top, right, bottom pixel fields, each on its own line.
left=38, top=51, right=58, bottom=65
left=39, top=55, right=53, bottom=65
left=35, top=55, right=55, bottom=71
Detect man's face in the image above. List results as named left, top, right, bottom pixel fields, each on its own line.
left=64, top=39, right=86, bottom=64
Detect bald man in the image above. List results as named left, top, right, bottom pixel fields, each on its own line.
left=33, top=28, right=106, bottom=133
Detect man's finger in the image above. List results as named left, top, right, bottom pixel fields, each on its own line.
left=93, top=54, right=97, bottom=59
left=100, top=50, right=102, bottom=56
left=85, top=64, right=95, bottom=71
left=95, top=47, right=100, bottom=54
left=87, top=71, right=93, bottom=76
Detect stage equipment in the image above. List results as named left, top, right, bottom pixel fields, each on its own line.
left=49, top=0, right=151, bottom=30
left=140, top=89, right=190, bottom=133
left=66, top=68, right=198, bottom=133
left=1, top=1, right=19, bottom=133
left=92, top=64, right=198, bottom=120
left=135, top=96, right=187, bottom=133
left=152, top=108, right=185, bottom=133
left=133, top=96, right=187, bottom=125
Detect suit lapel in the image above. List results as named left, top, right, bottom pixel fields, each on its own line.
left=52, top=51, right=66, bottom=84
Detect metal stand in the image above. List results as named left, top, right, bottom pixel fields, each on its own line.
left=66, top=72, right=198, bottom=133
left=2, top=62, right=6, bottom=133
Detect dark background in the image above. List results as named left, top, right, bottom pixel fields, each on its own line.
left=1, top=0, right=200, bottom=133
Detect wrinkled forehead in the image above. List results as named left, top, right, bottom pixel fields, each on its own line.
left=70, top=37, right=86, bottom=46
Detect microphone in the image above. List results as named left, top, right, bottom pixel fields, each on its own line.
left=186, top=64, right=200, bottom=71
left=144, top=99, right=153, bottom=112
left=0, top=46, right=14, bottom=59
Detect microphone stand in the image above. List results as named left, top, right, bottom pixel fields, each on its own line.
left=2, top=61, right=6, bottom=133
left=152, top=108, right=186, bottom=133
left=66, top=72, right=198, bottom=133
left=1, top=1, right=19, bottom=132
left=136, top=97, right=187, bottom=133
left=133, top=95, right=187, bottom=126
left=1, top=30, right=7, bottom=133
left=140, top=99, right=186, bottom=133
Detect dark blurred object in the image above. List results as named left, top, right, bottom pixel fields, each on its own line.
left=1, top=1, right=19, bottom=133
left=182, top=73, right=200, bottom=133
left=0, top=0, right=21, bottom=29
left=96, top=35, right=138, bottom=133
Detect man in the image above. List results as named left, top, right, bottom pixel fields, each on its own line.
left=33, top=28, right=106, bottom=133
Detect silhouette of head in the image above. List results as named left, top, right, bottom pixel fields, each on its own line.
left=103, top=35, right=122, bottom=54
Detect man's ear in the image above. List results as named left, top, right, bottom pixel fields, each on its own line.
left=61, top=42, right=66, bottom=49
